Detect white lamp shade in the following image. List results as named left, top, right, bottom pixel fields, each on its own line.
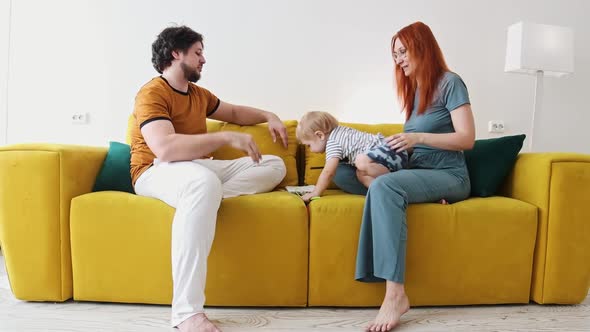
left=505, top=22, right=574, bottom=77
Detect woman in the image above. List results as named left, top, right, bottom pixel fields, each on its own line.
left=333, top=22, right=475, bottom=332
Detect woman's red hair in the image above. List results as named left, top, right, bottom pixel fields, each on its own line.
left=392, top=22, right=450, bottom=121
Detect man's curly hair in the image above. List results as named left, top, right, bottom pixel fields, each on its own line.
left=151, top=26, right=203, bottom=74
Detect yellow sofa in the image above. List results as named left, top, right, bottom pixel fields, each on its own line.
left=1, top=121, right=589, bottom=308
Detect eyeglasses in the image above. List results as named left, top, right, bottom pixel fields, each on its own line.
left=393, top=48, right=407, bottom=61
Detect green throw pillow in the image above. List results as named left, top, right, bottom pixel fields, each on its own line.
left=93, top=141, right=135, bottom=193
left=464, top=134, right=525, bottom=197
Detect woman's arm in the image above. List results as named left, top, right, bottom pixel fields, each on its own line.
left=388, top=104, right=475, bottom=152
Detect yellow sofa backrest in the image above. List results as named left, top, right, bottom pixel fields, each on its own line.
left=206, top=120, right=299, bottom=187
left=126, top=115, right=134, bottom=145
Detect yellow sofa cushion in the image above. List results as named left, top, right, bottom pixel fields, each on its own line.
left=303, top=123, right=403, bottom=186
left=307, top=191, right=538, bottom=306
left=70, top=190, right=309, bottom=306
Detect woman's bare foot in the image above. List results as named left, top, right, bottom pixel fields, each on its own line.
left=178, top=313, right=221, bottom=332
left=366, top=293, right=410, bottom=332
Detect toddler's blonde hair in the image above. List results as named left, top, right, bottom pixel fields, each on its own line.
left=296, top=111, right=339, bottom=141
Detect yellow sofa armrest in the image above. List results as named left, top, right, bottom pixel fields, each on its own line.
left=501, top=152, right=590, bottom=304
left=0, top=144, right=107, bottom=301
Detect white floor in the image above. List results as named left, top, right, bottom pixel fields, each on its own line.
left=1, top=254, right=589, bottom=332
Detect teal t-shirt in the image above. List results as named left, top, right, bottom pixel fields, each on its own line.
left=403, top=71, right=470, bottom=153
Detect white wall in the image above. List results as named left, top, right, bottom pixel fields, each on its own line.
left=0, top=0, right=10, bottom=145
left=3, top=0, right=589, bottom=152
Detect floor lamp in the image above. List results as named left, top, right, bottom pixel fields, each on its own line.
left=504, top=22, right=574, bottom=151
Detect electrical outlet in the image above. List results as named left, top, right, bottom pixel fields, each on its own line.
left=71, top=112, right=89, bottom=124
left=488, top=120, right=505, bottom=133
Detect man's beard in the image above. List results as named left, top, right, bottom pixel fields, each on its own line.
left=181, top=62, right=201, bottom=83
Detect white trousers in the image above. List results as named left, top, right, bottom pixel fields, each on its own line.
left=134, top=155, right=286, bottom=327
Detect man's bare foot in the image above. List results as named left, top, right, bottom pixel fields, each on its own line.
left=366, top=293, right=410, bottom=332
left=439, top=199, right=448, bottom=205
left=177, top=313, right=221, bottom=332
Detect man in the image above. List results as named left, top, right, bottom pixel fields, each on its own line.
left=130, top=26, right=288, bottom=332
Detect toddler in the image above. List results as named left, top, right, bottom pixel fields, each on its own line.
left=296, top=111, right=408, bottom=202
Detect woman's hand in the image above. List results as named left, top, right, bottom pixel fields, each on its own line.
left=386, top=132, right=423, bottom=152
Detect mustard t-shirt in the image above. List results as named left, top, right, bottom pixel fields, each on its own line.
left=130, top=76, right=220, bottom=184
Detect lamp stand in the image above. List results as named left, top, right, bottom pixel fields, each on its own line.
left=530, top=70, right=544, bottom=151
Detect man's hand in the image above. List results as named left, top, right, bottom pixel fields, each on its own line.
left=266, top=114, right=289, bottom=148
left=225, top=132, right=262, bottom=163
